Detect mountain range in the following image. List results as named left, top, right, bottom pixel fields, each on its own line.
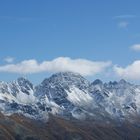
left=0, top=72, right=140, bottom=140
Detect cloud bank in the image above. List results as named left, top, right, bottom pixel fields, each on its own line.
left=1, top=57, right=140, bottom=81
left=114, top=60, right=140, bottom=80
left=0, top=57, right=111, bottom=76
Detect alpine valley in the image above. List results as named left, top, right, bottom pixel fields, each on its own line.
left=0, top=72, right=140, bottom=140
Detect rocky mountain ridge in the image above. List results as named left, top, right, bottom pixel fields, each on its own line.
left=0, top=72, right=140, bottom=122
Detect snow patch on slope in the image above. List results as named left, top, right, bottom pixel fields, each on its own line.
left=16, top=90, right=36, bottom=105
left=66, top=86, right=93, bottom=108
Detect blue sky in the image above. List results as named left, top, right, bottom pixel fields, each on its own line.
left=0, top=0, right=140, bottom=84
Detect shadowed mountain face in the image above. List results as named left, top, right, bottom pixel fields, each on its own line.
left=0, top=72, right=140, bottom=139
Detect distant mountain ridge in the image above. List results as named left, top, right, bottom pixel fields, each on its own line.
left=0, top=72, right=140, bottom=123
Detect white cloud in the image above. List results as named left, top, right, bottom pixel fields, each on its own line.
left=130, top=44, right=140, bottom=51
left=114, top=60, right=140, bottom=80
left=0, top=57, right=111, bottom=76
left=114, top=15, right=137, bottom=19
left=118, top=21, right=129, bottom=28
left=4, top=57, right=14, bottom=63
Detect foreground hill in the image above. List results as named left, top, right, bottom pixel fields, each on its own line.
left=0, top=113, right=140, bottom=140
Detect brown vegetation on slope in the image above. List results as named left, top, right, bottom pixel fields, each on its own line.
left=0, top=113, right=140, bottom=140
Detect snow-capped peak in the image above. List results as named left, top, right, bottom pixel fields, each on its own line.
left=92, top=79, right=103, bottom=85
left=42, top=72, right=90, bottom=89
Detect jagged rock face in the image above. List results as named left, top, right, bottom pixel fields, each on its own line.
left=35, top=72, right=90, bottom=109
left=89, top=79, right=140, bottom=120
left=0, top=72, right=140, bottom=122
left=17, top=77, right=34, bottom=95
